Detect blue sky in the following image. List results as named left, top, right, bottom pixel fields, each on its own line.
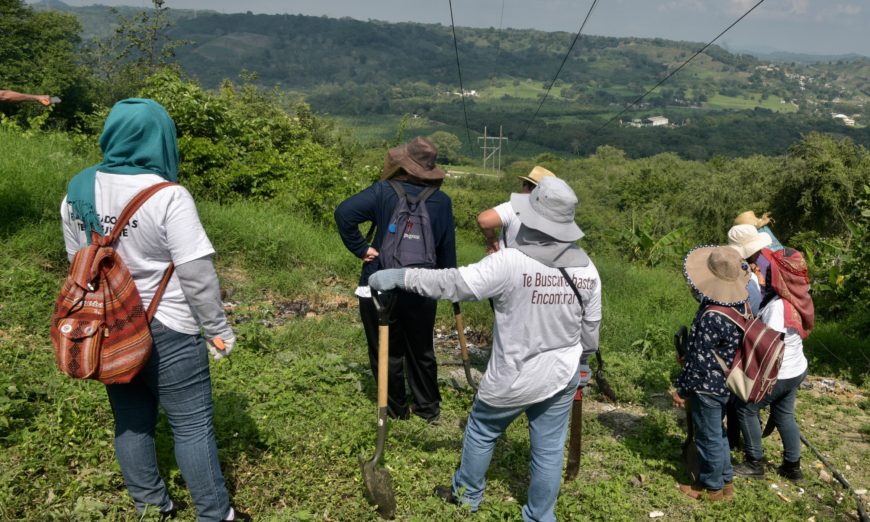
left=53, top=0, right=869, bottom=56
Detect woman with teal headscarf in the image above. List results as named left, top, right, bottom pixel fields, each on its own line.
left=61, top=99, right=249, bottom=521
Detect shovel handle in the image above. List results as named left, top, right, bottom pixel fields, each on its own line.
left=453, top=303, right=478, bottom=391
left=378, top=324, right=389, bottom=408
left=452, top=303, right=470, bottom=363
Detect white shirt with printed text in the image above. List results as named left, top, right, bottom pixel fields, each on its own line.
left=439, top=248, right=601, bottom=408
left=61, top=172, right=215, bottom=335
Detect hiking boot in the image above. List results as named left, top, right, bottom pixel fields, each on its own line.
left=722, top=481, right=734, bottom=499
left=678, top=483, right=726, bottom=502
left=433, top=485, right=459, bottom=505
left=734, top=457, right=765, bottom=477
left=425, top=414, right=441, bottom=426
left=777, top=459, right=803, bottom=481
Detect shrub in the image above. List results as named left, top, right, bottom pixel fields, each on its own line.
left=137, top=70, right=369, bottom=223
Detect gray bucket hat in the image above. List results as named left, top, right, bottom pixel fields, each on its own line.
left=510, top=176, right=583, bottom=242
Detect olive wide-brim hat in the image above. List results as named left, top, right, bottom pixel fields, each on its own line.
left=684, top=245, right=751, bottom=305
left=381, top=136, right=447, bottom=181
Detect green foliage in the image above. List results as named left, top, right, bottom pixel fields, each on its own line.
left=138, top=70, right=369, bottom=224
left=771, top=133, right=870, bottom=238
left=0, top=0, right=91, bottom=125
left=624, top=215, right=692, bottom=267
left=427, top=130, right=463, bottom=164
left=80, top=0, right=189, bottom=106
left=1, top=125, right=868, bottom=521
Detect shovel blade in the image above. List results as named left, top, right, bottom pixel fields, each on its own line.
left=359, top=454, right=396, bottom=519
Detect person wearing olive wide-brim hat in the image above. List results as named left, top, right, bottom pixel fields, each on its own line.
left=477, top=165, right=555, bottom=254
left=334, top=136, right=457, bottom=424
left=672, top=246, right=751, bottom=502
left=368, top=176, right=602, bottom=520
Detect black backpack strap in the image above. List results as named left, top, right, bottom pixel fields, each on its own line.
left=387, top=179, right=437, bottom=207
left=559, top=267, right=584, bottom=310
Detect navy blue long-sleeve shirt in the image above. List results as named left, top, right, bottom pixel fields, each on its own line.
left=334, top=180, right=457, bottom=286
left=675, top=299, right=746, bottom=397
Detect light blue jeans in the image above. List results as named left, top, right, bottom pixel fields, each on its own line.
left=451, top=371, right=581, bottom=522
left=736, top=370, right=807, bottom=462
left=106, top=319, right=230, bottom=521
left=690, top=392, right=734, bottom=491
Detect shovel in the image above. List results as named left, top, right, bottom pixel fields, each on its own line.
left=452, top=302, right=477, bottom=391
left=359, top=290, right=398, bottom=519
left=564, top=370, right=587, bottom=481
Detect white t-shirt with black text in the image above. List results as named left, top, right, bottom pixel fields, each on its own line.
left=61, top=172, right=215, bottom=335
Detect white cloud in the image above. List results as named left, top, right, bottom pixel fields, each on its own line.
left=723, top=0, right=808, bottom=20
left=834, top=3, right=862, bottom=15
left=656, top=0, right=705, bottom=12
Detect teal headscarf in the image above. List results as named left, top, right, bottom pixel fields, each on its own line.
left=67, top=98, right=179, bottom=240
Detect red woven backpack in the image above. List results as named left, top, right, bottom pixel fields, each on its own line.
left=705, top=305, right=785, bottom=403
left=51, top=182, right=176, bottom=384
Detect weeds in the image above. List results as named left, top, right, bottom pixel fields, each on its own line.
left=1, top=128, right=867, bottom=520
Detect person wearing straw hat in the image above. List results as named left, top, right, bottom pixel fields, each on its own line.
left=369, top=176, right=602, bottom=521
left=334, top=136, right=456, bottom=424
left=727, top=225, right=809, bottom=481
left=476, top=165, right=555, bottom=254
left=672, top=246, right=751, bottom=502
left=734, top=210, right=784, bottom=252
left=727, top=224, right=773, bottom=316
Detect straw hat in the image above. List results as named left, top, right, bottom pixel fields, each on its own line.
left=510, top=177, right=583, bottom=242
left=727, top=224, right=772, bottom=259
left=734, top=210, right=772, bottom=228
left=381, top=136, right=447, bottom=181
left=518, top=166, right=555, bottom=186
left=684, top=246, right=750, bottom=305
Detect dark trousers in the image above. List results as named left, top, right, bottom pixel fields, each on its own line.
left=359, top=292, right=441, bottom=420
left=736, top=370, right=806, bottom=463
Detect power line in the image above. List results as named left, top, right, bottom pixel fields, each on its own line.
left=448, top=0, right=474, bottom=154
left=592, top=0, right=767, bottom=135
left=492, top=0, right=506, bottom=76
left=511, top=0, right=599, bottom=152
left=491, top=0, right=507, bottom=132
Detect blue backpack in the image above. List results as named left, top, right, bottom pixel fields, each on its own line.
left=378, top=180, right=438, bottom=269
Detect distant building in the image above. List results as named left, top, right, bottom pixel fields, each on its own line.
left=644, top=116, right=669, bottom=127
left=832, top=113, right=856, bottom=126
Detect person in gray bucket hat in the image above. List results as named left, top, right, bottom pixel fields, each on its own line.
left=369, top=175, right=602, bottom=521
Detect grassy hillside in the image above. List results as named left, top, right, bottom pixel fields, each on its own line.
left=1, top=127, right=868, bottom=520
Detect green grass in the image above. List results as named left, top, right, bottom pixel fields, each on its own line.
left=1, top=128, right=867, bottom=520
left=704, top=93, right=798, bottom=112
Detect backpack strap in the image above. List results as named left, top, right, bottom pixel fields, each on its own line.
left=387, top=179, right=438, bottom=207
left=102, top=181, right=178, bottom=323
left=703, top=304, right=750, bottom=331
left=105, top=181, right=178, bottom=244
left=558, top=267, right=584, bottom=310
left=702, top=304, right=750, bottom=374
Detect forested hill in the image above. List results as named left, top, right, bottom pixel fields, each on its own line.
left=164, top=13, right=755, bottom=90
left=29, top=1, right=870, bottom=159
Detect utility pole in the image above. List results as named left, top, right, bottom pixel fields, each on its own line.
left=478, top=126, right=508, bottom=173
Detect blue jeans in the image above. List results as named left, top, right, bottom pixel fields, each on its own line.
left=106, top=319, right=230, bottom=521
left=451, top=371, right=581, bottom=522
left=689, top=392, right=733, bottom=491
left=736, top=370, right=806, bottom=462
